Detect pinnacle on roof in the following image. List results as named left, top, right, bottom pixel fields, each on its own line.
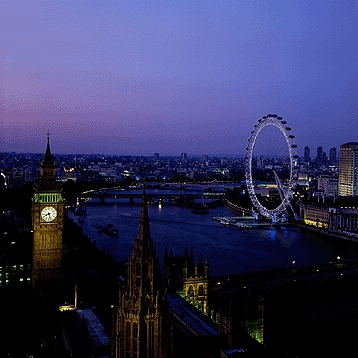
left=136, top=186, right=152, bottom=247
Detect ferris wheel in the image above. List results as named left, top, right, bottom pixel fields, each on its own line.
left=245, top=114, right=298, bottom=220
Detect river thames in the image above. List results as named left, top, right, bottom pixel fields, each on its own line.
left=68, top=189, right=358, bottom=277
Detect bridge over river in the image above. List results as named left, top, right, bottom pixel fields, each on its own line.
left=209, top=259, right=358, bottom=293
left=201, top=260, right=358, bottom=353
left=78, top=189, right=227, bottom=204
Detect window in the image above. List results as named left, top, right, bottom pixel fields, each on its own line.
left=126, top=322, right=131, bottom=353
left=150, top=322, right=155, bottom=358
left=133, top=323, right=138, bottom=357
left=136, top=263, right=141, bottom=276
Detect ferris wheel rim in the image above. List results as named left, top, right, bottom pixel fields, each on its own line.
left=245, top=115, right=298, bottom=219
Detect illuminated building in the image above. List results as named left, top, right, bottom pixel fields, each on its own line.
left=317, top=176, right=338, bottom=198
left=32, top=132, right=64, bottom=290
left=338, top=142, right=358, bottom=196
left=164, top=247, right=209, bottom=314
left=0, top=214, right=32, bottom=287
left=112, top=189, right=165, bottom=357
left=300, top=203, right=330, bottom=228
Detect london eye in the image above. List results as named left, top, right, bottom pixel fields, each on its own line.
left=245, top=114, right=298, bottom=221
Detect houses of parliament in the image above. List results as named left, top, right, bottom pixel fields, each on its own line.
left=21, top=135, right=247, bottom=357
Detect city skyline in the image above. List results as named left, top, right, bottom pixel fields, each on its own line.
left=2, top=1, right=358, bottom=155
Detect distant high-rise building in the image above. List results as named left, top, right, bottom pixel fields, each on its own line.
left=330, top=147, right=337, bottom=164
left=181, top=152, right=187, bottom=162
left=304, top=146, right=310, bottom=163
left=322, top=151, right=328, bottom=165
left=338, top=142, right=358, bottom=196
left=316, top=146, right=323, bottom=163
left=154, top=152, right=159, bottom=161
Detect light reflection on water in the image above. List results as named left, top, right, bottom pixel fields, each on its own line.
left=70, top=200, right=358, bottom=277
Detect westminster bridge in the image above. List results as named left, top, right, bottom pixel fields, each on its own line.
left=209, top=259, right=358, bottom=293
left=170, top=260, right=358, bottom=356
left=201, top=260, right=358, bottom=354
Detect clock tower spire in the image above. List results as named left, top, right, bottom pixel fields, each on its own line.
left=32, top=132, right=64, bottom=292
left=40, top=130, right=56, bottom=179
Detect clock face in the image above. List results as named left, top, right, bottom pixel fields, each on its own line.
left=41, top=206, right=57, bottom=222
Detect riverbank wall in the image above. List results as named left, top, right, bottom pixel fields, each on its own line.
left=294, top=223, right=358, bottom=244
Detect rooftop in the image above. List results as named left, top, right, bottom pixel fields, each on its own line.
left=76, top=308, right=111, bottom=349
left=167, top=292, right=218, bottom=337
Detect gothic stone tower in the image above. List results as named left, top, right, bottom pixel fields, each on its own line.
left=164, top=247, right=209, bottom=314
left=32, top=132, right=64, bottom=291
left=183, top=251, right=209, bottom=314
left=112, top=189, right=164, bottom=358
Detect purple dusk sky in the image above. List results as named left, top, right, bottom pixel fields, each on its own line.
left=1, top=1, right=357, bottom=156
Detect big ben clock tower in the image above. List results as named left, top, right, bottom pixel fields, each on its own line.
left=32, top=132, right=64, bottom=291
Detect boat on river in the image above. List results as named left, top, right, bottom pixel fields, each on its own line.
left=191, top=207, right=209, bottom=214
left=235, top=222, right=253, bottom=229
left=220, top=218, right=230, bottom=225
left=103, top=224, right=119, bottom=237
left=74, top=205, right=87, bottom=216
left=190, top=199, right=209, bottom=214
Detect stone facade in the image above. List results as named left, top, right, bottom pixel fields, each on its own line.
left=112, top=189, right=166, bottom=358
left=32, top=134, right=64, bottom=290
